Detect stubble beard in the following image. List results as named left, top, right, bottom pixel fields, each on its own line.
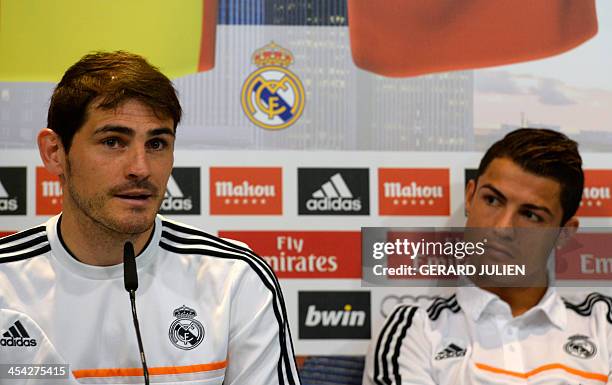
left=64, top=158, right=159, bottom=236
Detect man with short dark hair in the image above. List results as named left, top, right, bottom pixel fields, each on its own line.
left=364, top=128, right=612, bottom=384
left=0, top=51, right=300, bottom=385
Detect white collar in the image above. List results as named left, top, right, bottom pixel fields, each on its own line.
left=47, top=213, right=161, bottom=280
left=456, top=285, right=567, bottom=330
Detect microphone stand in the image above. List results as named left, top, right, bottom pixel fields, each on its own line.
left=123, top=242, right=150, bottom=385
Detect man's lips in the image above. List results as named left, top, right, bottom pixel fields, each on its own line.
left=484, top=242, right=515, bottom=260
left=114, top=190, right=154, bottom=202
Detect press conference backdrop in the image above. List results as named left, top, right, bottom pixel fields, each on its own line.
left=1, top=1, right=612, bottom=383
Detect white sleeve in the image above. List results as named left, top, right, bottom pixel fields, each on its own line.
left=363, top=305, right=435, bottom=385
left=223, top=259, right=301, bottom=385
left=0, top=308, right=79, bottom=384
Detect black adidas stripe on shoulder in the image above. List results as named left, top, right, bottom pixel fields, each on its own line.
left=426, top=294, right=460, bottom=321
left=0, top=226, right=49, bottom=264
left=374, top=305, right=418, bottom=385
left=160, top=220, right=299, bottom=385
left=564, top=292, right=612, bottom=324
left=0, top=225, right=46, bottom=246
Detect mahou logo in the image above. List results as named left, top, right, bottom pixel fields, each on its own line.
left=36, top=167, right=62, bottom=215
left=210, top=167, right=282, bottom=215
left=577, top=170, right=612, bottom=217
left=379, top=168, right=449, bottom=215
left=218, top=231, right=361, bottom=278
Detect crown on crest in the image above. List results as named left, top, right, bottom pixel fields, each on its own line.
left=252, top=42, right=294, bottom=67
left=568, top=334, right=588, bottom=340
left=173, top=305, right=197, bottom=319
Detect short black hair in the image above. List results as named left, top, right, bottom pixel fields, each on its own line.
left=477, top=128, right=583, bottom=225
left=47, top=51, right=182, bottom=152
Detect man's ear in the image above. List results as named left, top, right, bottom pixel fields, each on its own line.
left=465, top=179, right=476, bottom=216
left=556, top=216, right=579, bottom=249
left=37, top=128, right=66, bottom=177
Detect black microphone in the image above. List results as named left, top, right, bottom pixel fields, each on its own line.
left=123, top=242, right=149, bottom=385
left=123, top=242, right=138, bottom=291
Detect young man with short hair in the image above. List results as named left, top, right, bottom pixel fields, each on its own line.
left=0, top=51, right=300, bottom=385
left=364, top=129, right=611, bottom=384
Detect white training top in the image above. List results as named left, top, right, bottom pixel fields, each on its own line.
left=0, top=214, right=301, bottom=385
left=364, top=286, right=612, bottom=385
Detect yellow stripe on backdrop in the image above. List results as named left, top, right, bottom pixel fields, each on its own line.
left=0, top=0, right=205, bottom=81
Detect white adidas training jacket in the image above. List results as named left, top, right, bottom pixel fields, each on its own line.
left=0, top=214, right=301, bottom=385
left=364, top=286, right=612, bottom=385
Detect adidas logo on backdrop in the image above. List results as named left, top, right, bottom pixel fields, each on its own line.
left=159, top=168, right=200, bottom=215
left=0, top=167, right=27, bottom=215
left=298, top=168, right=369, bottom=215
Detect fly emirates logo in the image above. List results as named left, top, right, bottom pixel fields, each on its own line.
left=217, top=231, right=361, bottom=278
left=265, top=235, right=337, bottom=275
left=556, top=233, right=612, bottom=280
left=210, top=167, right=282, bottom=215
left=379, top=168, right=449, bottom=215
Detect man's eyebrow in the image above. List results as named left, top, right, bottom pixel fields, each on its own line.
left=93, top=125, right=134, bottom=136
left=92, top=125, right=175, bottom=137
left=480, top=184, right=506, bottom=201
left=481, top=184, right=554, bottom=216
left=149, top=127, right=175, bottom=137
left=521, top=203, right=554, bottom=217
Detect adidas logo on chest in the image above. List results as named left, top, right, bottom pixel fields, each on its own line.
left=435, top=343, right=467, bottom=360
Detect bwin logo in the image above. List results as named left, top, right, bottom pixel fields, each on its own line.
left=0, top=180, right=18, bottom=212
left=162, top=175, right=192, bottom=212
left=306, top=173, right=361, bottom=212
left=304, top=304, right=366, bottom=328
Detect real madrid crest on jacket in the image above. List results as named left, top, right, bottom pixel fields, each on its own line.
left=169, top=305, right=205, bottom=350
left=0, top=214, right=301, bottom=384
left=241, top=42, right=305, bottom=130
left=364, top=287, right=612, bottom=385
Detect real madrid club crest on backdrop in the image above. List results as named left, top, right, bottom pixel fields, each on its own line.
left=168, top=305, right=205, bottom=350
left=241, top=42, right=305, bottom=130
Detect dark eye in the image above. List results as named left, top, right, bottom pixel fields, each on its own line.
left=484, top=194, right=500, bottom=206
left=522, top=210, right=543, bottom=223
left=102, top=137, right=121, bottom=148
left=147, top=138, right=167, bottom=150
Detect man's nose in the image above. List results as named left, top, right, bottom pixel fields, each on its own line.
left=125, top=146, right=151, bottom=180
left=492, top=209, right=516, bottom=240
